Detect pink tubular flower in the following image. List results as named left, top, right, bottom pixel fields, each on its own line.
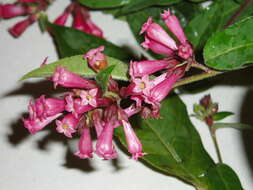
left=144, top=74, right=180, bottom=105
left=72, top=5, right=103, bottom=38
left=122, top=120, right=147, bottom=160
left=130, top=60, right=170, bottom=77
left=124, top=104, right=140, bottom=117
left=178, top=43, right=193, bottom=60
left=65, top=94, right=95, bottom=118
left=53, top=3, right=74, bottom=26
left=161, top=9, right=187, bottom=44
left=140, top=17, right=177, bottom=51
left=29, top=95, right=65, bottom=119
left=56, top=113, right=79, bottom=138
left=95, top=121, right=117, bottom=160
left=125, top=75, right=153, bottom=95
left=141, top=36, right=174, bottom=56
left=80, top=88, right=98, bottom=107
left=0, top=4, right=28, bottom=19
left=75, top=121, right=93, bottom=159
left=52, top=66, right=97, bottom=89
left=22, top=113, right=62, bottom=134
left=84, top=46, right=107, bottom=72
left=72, top=6, right=90, bottom=31
left=161, top=9, right=193, bottom=59
left=92, top=109, right=104, bottom=137
left=95, top=105, right=119, bottom=160
left=53, top=11, right=70, bottom=26
left=9, top=16, right=36, bottom=37
left=84, top=18, right=104, bottom=38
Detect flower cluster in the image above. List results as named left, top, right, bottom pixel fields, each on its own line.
left=0, top=1, right=103, bottom=38
left=0, top=0, right=49, bottom=37
left=141, top=9, right=193, bottom=60
left=22, top=9, right=193, bottom=161
left=53, top=2, right=103, bottom=38
left=23, top=46, right=147, bottom=160
left=122, top=9, right=193, bottom=118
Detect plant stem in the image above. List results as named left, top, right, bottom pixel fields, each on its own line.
left=210, top=128, right=223, bottom=163
left=224, top=0, right=253, bottom=28
left=173, top=70, right=222, bottom=88
left=191, top=63, right=211, bottom=72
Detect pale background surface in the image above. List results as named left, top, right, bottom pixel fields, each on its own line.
left=0, top=1, right=253, bottom=190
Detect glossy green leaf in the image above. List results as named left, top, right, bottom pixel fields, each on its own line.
left=115, top=95, right=215, bottom=188
left=117, top=0, right=181, bottom=16
left=78, top=0, right=129, bottom=8
left=212, top=122, right=253, bottom=130
left=49, top=24, right=131, bottom=61
left=21, top=55, right=128, bottom=81
left=204, top=17, right=253, bottom=70
left=95, top=65, right=116, bottom=93
left=213, top=112, right=234, bottom=121
left=206, top=164, right=243, bottom=190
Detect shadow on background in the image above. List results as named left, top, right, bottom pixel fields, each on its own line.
left=240, top=89, right=253, bottom=177
left=4, top=80, right=66, bottom=98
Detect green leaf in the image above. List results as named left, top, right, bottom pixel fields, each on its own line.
left=49, top=24, right=132, bottom=61
left=185, top=2, right=224, bottom=50
left=95, top=65, right=116, bottom=93
left=212, top=122, right=253, bottom=130
left=38, top=13, right=48, bottom=33
left=206, top=164, right=243, bottom=190
left=115, top=95, right=215, bottom=187
left=20, top=55, right=129, bottom=81
left=115, top=95, right=244, bottom=188
left=117, top=0, right=181, bottom=16
left=204, top=17, right=253, bottom=70
left=78, top=0, right=129, bottom=8
left=213, top=112, right=234, bottom=121
left=172, top=1, right=203, bottom=28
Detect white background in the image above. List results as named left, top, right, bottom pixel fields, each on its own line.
left=0, top=0, right=253, bottom=189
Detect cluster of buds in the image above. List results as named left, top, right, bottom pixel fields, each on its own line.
left=22, top=9, right=194, bottom=161
left=53, top=2, right=103, bottom=38
left=121, top=9, right=194, bottom=118
left=0, top=0, right=50, bottom=37
left=193, top=95, right=218, bottom=127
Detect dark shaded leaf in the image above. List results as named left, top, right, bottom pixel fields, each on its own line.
left=78, top=0, right=129, bottom=8
left=185, top=2, right=224, bottom=50
left=117, top=0, right=181, bottom=16
left=49, top=24, right=131, bottom=61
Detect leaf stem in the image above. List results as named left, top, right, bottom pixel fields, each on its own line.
left=210, top=128, right=223, bottom=163
left=224, top=0, right=253, bottom=28
left=173, top=70, right=222, bottom=88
